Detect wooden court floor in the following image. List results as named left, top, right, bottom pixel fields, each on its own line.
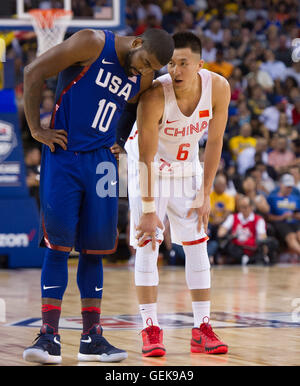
left=0, top=262, right=300, bottom=366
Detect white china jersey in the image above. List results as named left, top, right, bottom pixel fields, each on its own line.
left=125, top=69, right=213, bottom=178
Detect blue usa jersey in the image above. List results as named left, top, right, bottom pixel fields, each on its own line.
left=50, top=30, right=141, bottom=152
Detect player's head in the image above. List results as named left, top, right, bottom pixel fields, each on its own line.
left=168, top=31, right=204, bottom=89
left=124, top=29, right=174, bottom=77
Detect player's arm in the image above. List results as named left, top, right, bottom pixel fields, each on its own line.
left=24, top=29, right=105, bottom=151
left=115, top=71, right=154, bottom=148
left=135, top=83, right=164, bottom=250
left=188, top=74, right=231, bottom=232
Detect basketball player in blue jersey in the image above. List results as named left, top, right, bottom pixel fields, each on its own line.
left=22, top=28, right=174, bottom=364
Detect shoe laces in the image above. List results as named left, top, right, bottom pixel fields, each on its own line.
left=33, top=331, right=55, bottom=347
left=199, top=317, right=220, bottom=341
left=143, top=318, right=161, bottom=344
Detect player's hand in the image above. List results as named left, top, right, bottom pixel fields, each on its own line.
left=136, top=212, right=163, bottom=251
left=187, top=194, right=211, bottom=233
left=110, top=143, right=125, bottom=160
left=32, top=127, right=68, bottom=152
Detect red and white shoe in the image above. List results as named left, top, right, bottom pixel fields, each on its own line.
left=191, top=318, right=228, bottom=354
left=141, top=318, right=166, bottom=357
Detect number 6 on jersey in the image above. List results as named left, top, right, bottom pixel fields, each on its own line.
left=92, top=99, right=117, bottom=132
left=176, top=143, right=190, bottom=161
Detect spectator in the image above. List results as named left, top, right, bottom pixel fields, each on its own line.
left=72, top=0, right=93, bottom=17
left=204, top=18, right=224, bottom=44
left=291, top=139, right=300, bottom=161
left=247, top=163, right=276, bottom=195
left=217, top=196, right=277, bottom=265
left=135, top=0, right=163, bottom=24
left=283, top=62, right=300, bottom=87
left=229, top=123, right=257, bottom=161
left=260, top=49, right=287, bottom=81
left=245, top=0, right=268, bottom=21
left=238, top=176, right=270, bottom=215
left=206, top=48, right=233, bottom=79
left=292, top=97, right=300, bottom=127
left=289, top=165, right=300, bottom=191
left=267, top=136, right=295, bottom=174
left=201, top=37, right=216, bottom=63
left=40, top=89, right=55, bottom=129
left=209, top=173, right=235, bottom=239
left=267, top=174, right=300, bottom=257
left=236, top=101, right=251, bottom=127
left=237, top=136, right=269, bottom=176
left=245, top=59, right=274, bottom=92
left=259, top=96, right=293, bottom=134
left=247, top=84, right=270, bottom=116
left=24, top=146, right=41, bottom=207
left=134, top=13, right=162, bottom=35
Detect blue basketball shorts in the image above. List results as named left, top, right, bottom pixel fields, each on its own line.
left=39, top=146, right=119, bottom=254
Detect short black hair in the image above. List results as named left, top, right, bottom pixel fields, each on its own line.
left=140, top=28, right=174, bottom=66
left=172, top=31, right=202, bottom=57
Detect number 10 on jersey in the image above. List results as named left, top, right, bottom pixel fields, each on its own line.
left=92, top=99, right=117, bottom=132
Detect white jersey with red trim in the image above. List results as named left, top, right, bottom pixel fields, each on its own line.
left=125, top=69, right=213, bottom=177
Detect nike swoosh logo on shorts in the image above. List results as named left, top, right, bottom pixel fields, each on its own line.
left=81, top=336, right=92, bottom=343
left=111, top=181, right=117, bottom=186
left=43, top=285, right=61, bottom=290
left=102, top=58, right=114, bottom=65
left=95, top=287, right=103, bottom=292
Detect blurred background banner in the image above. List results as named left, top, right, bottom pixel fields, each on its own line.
left=0, top=88, right=44, bottom=268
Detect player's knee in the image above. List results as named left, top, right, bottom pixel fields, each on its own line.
left=184, top=242, right=211, bottom=289
left=135, top=243, right=159, bottom=273
left=183, top=242, right=211, bottom=271
left=134, top=244, right=159, bottom=286
left=80, top=253, right=102, bottom=264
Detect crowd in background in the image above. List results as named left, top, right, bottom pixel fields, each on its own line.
left=2, top=0, right=300, bottom=265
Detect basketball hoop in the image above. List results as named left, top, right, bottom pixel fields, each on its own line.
left=29, top=9, right=73, bottom=56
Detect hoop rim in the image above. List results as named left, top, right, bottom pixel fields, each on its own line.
left=28, top=8, right=73, bottom=18
left=28, top=8, right=73, bottom=29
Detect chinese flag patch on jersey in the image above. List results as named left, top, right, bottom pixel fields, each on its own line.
left=199, top=110, right=209, bottom=118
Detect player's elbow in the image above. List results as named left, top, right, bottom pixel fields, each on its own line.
left=24, top=62, right=45, bottom=88
left=24, top=63, right=38, bottom=83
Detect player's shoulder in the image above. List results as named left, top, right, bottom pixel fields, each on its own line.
left=140, top=79, right=165, bottom=105
left=209, top=70, right=230, bottom=107
left=210, top=71, right=230, bottom=91
left=72, top=29, right=105, bottom=52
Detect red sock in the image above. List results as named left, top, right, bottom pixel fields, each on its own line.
left=81, top=307, right=101, bottom=334
left=41, top=304, right=61, bottom=333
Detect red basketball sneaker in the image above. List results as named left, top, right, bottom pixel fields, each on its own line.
left=141, top=319, right=166, bottom=357
left=191, top=318, right=228, bottom=354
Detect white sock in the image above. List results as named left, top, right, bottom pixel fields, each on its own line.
left=192, top=301, right=210, bottom=327
left=139, top=303, right=159, bottom=329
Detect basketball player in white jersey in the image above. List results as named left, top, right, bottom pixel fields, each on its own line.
left=125, top=32, right=230, bottom=356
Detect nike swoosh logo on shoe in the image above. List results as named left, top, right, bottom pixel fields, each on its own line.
left=54, top=336, right=61, bottom=346
left=205, top=344, right=228, bottom=352
left=192, top=337, right=202, bottom=345
left=81, top=337, right=92, bottom=344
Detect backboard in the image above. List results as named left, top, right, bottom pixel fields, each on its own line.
left=0, top=0, right=125, bottom=32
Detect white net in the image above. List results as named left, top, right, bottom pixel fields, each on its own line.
left=29, top=9, right=73, bottom=56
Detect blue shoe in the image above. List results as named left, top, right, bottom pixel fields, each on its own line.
left=23, top=324, right=62, bottom=364
left=77, top=324, right=128, bottom=362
